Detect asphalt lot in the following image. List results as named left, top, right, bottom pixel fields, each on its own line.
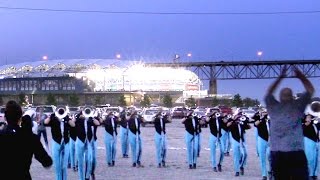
left=30, top=119, right=263, bottom=180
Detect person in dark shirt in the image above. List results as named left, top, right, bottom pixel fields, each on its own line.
left=227, top=114, right=251, bottom=177
left=119, top=108, right=130, bottom=158
left=254, top=111, right=271, bottom=180
left=73, top=110, right=100, bottom=180
left=0, top=100, right=52, bottom=180
left=45, top=108, right=75, bottom=180
left=252, top=111, right=261, bottom=157
left=302, top=114, right=320, bottom=180
left=182, top=111, right=200, bottom=169
left=128, top=111, right=144, bottom=167
left=206, top=111, right=226, bottom=172
left=154, top=111, right=171, bottom=168
left=102, top=111, right=119, bottom=167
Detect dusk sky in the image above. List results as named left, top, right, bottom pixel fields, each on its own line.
left=0, top=1, right=320, bottom=102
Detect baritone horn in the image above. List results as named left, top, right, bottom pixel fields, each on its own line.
left=55, top=106, right=68, bottom=120
left=82, top=106, right=94, bottom=118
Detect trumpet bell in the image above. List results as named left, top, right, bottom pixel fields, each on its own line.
left=305, top=101, right=320, bottom=117
left=161, top=112, right=166, bottom=116
left=239, top=116, right=247, bottom=121
left=55, top=106, right=68, bottom=120
left=215, top=113, right=221, bottom=117
left=192, top=112, right=198, bottom=117
left=227, top=114, right=232, bottom=119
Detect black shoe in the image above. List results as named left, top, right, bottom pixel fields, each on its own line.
left=162, top=161, right=166, bottom=167
left=213, top=167, right=217, bottom=172
left=235, top=172, right=240, bottom=176
left=189, top=164, right=193, bottom=169
left=193, top=163, right=196, bottom=169
left=73, top=167, right=78, bottom=172
left=68, top=163, right=71, bottom=169
left=132, top=163, right=136, bottom=167
left=125, top=154, right=129, bottom=158
left=312, top=176, right=318, bottom=180
left=240, top=167, right=244, bottom=175
left=158, top=163, right=161, bottom=168
left=262, top=176, right=267, bottom=180
left=123, top=154, right=126, bottom=158
left=218, top=164, right=222, bottom=172
left=197, top=154, right=200, bottom=157
left=224, top=152, right=230, bottom=156
left=268, top=171, right=272, bottom=179
left=85, top=178, right=89, bottom=180
left=112, top=161, right=115, bottom=166
left=92, top=173, right=96, bottom=180
left=108, top=163, right=112, bottom=167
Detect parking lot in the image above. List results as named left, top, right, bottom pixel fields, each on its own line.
left=30, top=119, right=262, bottom=180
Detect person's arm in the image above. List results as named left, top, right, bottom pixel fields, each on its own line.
left=266, top=65, right=287, bottom=96
left=93, top=118, right=100, bottom=126
left=44, top=113, right=54, bottom=125
left=66, top=116, right=75, bottom=127
left=294, top=67, right=315, bottom=95
left=32, top=135, right=53, bottom=168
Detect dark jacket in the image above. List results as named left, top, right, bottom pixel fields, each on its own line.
left=0, top=115, right=52, bottom=180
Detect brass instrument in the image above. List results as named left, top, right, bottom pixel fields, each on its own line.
left=305, top=101, right=320, bottom=117
left=82, top=106, right=94, bottom=118
left=55, top=106, right=69, bottom=120
left=215, top=112, right=221, bottom=117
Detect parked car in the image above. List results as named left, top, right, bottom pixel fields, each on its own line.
left=205, top=107, right=220, bottom=116
left=35, top=105, right=56, bottom=117
left=218, top=105, right=233, bottom=115
left=0, top=107, right=5, bottom=122
left=141, top=109, right=159, bottom=126
left=242, top=109, right=256, bottom=119
left=69, top=106, right=81, bottom=116
left=172, top=107, right=188, bottom=118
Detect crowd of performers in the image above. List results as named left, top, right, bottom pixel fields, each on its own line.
left=33, top=106, right=319, bottom=180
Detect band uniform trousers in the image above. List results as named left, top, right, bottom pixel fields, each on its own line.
left=129, top=130, right=142, bottom=164
left=209, top=134, right=225, bottom=168
left=155, top=132, right=167, bottom=165
left=85, top=139, right=95, bottom=179
left=52, top=140, right=70, bottom=180
left=257, top=136, right=271, bottom=177
left=304, top=137, right=319, bottom=177
left=120, top=126, right=129, bottom=156
left=69, top=138, right=77, bottom=169
left=185, top=132, right=199, bottom=165
left=92, top=140, right=97, bottom=175
left=197, top=132, right=201, bottom=157
left=231, top=138, right=247, bottom=173
left=254, top=127, right=259, bottom=156
left=76, top=138, right=92, bottom=180
left=105, top=131, right=117, bottom=164
left=222, top=130, right=231, bottom=154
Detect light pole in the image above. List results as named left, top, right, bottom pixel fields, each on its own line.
left=42, top=55, right=48, bottom=61
left=116, top=54, right=121, bottom=59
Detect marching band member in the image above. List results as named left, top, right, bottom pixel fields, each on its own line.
left=206, top=111, right=225, bottom=172
left=154, top=111, right=170, bottom=167
left=182, top=111, right=200, bottom=169
left=223, top=114, right=232, bottom=156
left=119, top=108, right=130, bottom=158
left=196, top=114, right=203, bottom=158
left=128, top=111, right=144, bottom=167
left=102, top=111, right=119, bottom=167
left=227, top=113, right=251, bottom=177
left=252, top=111, right=261, bottom=157
left=69, top=120, right=78, bottom=172
left=254, top=111, right=271, bottom=180
left=302, top=114, right=320, bottom=180
left=37, top=107, right=49, bottom=150
left=44, top=108, right=75, bottom=180
left=74, top=109, right=100, bottom=180
left=91, top=112, right=100, bottom=180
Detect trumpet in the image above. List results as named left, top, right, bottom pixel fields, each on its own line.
left=55, top=106, right=69, bottom=120
left=161, top=112, right=167, bottom=116
left=192, top=112, right=198, bottom=117
left=227, top=114, right=232, bottom=119
left=82, top=106, right=94, bottom=118
left=137, top=111, right=142, bottom=115
left=312, top=118, right=319, bottom=124
left=215, top=112, right=221, bottom=117
left=305, top=101, right=320, bottom=117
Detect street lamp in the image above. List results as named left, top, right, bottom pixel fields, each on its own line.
left=257, top=51, right=263, bottom=60
left=42, top=55, right=48, bottom=61
left=116, top=54, right=121, bottom=59
left=187, top=53, right=192, bottom=57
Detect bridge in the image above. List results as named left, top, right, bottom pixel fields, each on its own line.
left=146, top=59, right=320, bottom=94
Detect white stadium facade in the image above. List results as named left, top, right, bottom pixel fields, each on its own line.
left=0, top=59, right=203, bottom=105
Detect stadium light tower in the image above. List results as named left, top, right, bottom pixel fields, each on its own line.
left=116, top=54, right=121, bottom=59
left=187, top=53, right=192, bottom=57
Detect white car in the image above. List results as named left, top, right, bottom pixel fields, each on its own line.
left=142, top=109, right=159, bottom=124
left=0, top=107, right=5, bottom=122
left=35, top=105, right=56, bottom=117
left=242, top=109, right=257, bottom=119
